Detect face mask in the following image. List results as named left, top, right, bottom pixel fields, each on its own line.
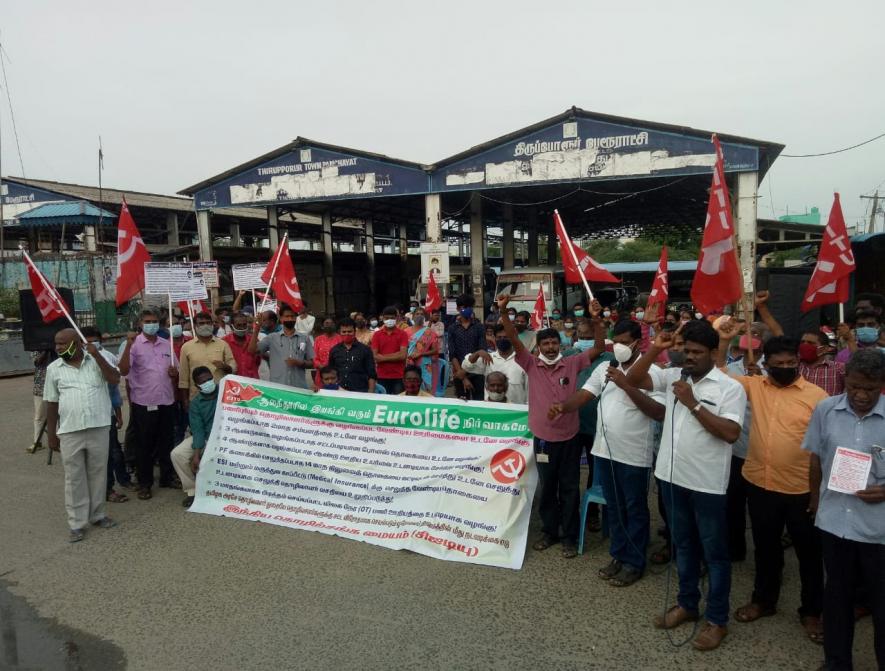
left=142, top=323, right=160, bottom=336
left=413, top=317, right=425, bottom=327
left=798, top=342, right=820, bottom=363
left=856, top=326, right=879, bottom=344
left=322, top=383, right=340, bottom=390
left=635, top=311, right=645, bottom=321
left=281, top=320, right=297, bottom=330
left=199, top=380, right=217, bottom=395
left=459, top=308, right=473, bottom=319
left=538, top=352, right=562, bottom=365
left=573, top=339, right=594, bottom=352
left=668, top=350, right=686, bottom=366
left=370, top=320, right=378, bottom=328
left=603, top=311, right=611, bottom=318
left=552, top=313, right=561, bottom=320
left=574, top=309, right=585, bottom=317
left=694, top=312, right=703, bottom=320
left=341, top=334, right=355, bottom=345
left=196, top=325, right=214, bottom=338
left=496, top=338, right=512, bottom=352
left=767, top=366, right=798, bottom=386
left=564, top=322, right=574, bottom=330
left=384, top=319, right=396, bottom=329
left=60, top=341, right=79, bottom=360
left=170, top=324, right=183, bottom=338
left=324, top=325, right=335, bottom=333
left=232, top=327, right=248, bottom=337
left=487, top=391, right=506, bottom=402
left=355, top=320, right=366, bottom=329
left=613, top=342, right=636, bottom=364
left=222, top=316, right=230, bottom=324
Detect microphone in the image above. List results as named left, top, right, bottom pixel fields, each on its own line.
left=674, top=369, right=691, bottom=407
left=600, top=360, right=620, bottom=393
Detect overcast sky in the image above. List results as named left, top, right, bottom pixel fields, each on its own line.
left=2, top=1, right=884, bottom=230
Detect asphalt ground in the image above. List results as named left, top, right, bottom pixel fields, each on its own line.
left=0, top=374, right=877, bottom=670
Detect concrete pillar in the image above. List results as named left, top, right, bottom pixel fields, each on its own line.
left=166, top=212, right=179, bottom=246
left=229, top=222, right=241, bottom=247
left=267, top=206, right=279, bottom=250
left=469, top=194, right=485, bottom=313
left=547, top=223, right=557, bottom=265
left=502, top=204, right=515, bottom=270
left=83, top=225, right=97, bottom=252
left=365, top=218, right=376, bottom=314
left=735, top=171, right=759, bottom=301
left=399, top=222, right=409, bottom=302
left=425, top=194, right=442, bottom=243
left=527, top=208, right=539, bottom=266
left=321, top=210, right=335, bottom=315
left=196, top=210, right=218, bottom=307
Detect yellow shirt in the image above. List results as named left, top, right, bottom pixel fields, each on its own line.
left=398, top=390, right=433, bottom=397
left=178, top=337, right=237, bottom=398
left=732, top=373, right=828, bottom=494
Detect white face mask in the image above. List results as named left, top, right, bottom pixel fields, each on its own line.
left=613, top=342, right=636, bottom=364
left=563, top=322, right=574, bottom=330
left=370, top=320, right=378, bottom=328
left=383, top=319, right=396, bottom=329
left=487, top=391, right=506, bottom=402
left=538, top=352, right=562, bottom=365
left=694, top=312, right=703, bottom=320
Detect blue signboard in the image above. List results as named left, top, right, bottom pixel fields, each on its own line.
left=1, top=180, right=74, bottom=207
left=194, top=145, right=429, bottom=210
left=431, top=117, right=759, bottom=193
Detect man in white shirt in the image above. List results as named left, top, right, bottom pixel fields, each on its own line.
left=295, top=303, right=316, bottom=338
left=549, top=319, right=665, bottom=587
left=625, top=319, right=746, bottom=651
left=461, top=324, right=528, bottom=404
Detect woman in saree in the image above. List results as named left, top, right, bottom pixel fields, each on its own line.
left=406, top=309, right=441, bottom=394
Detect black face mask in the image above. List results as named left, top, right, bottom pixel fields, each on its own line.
left=668, top=350, right=686, bottom=366
left=768, top=366, right=798, bottom=386
left=496, top=338, right=512, bottom=352
left=323, top=325, right=335, bottom=333
left=282, top=320, right=296, bottom=330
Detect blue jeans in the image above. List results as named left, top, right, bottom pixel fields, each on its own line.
left=660, top=481, right=731, bottom=626
left=106, top=415, right=130, bottom=492
left=595, top=456, right=650, bottom=572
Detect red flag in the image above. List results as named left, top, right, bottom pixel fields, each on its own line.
left=530, top=285, right=547, bottom=330
left=261, top=238, right=303, bottom=312
left=424, top=271, right=443, bottom=312
left=648, top=246, right=669, bottom=312
left=690, top=135, right=742, bottom=315
left=553, top=210, right=621, bottom=284
left=177, top=299, right=207, bottom=316
left=801, top=193, right=855, bottom=312
left=25, top=256, right=68, bottom=323
left=115, top=198, right=151, bottom=306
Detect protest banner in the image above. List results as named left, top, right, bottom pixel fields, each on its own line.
left=193, top=261, right=220, bottom=288
left=190, top=376, right=537, bottom=570
left=420, top=242, right=450, bottom=283
left=144, top=262, right=194, bottom=295
left=232, top=262, right=270, bottom=291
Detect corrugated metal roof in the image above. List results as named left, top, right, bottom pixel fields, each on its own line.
left=16, top=200, right=117, bottom=228
left=603, top=260, right=697, bottom=273
left=851, top=232, right=885, bottom=243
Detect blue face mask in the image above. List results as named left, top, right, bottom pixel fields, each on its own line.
left=170, top=324, right=183, bottom=338
left=198, top=380, right=217, bottom=395
left=574, top=309, right=585, bottom=317
left=573, top=339, right=595, bottom=352
left=142, top=323, right=160, bottom=336
left=322, top=383, right=340, bottom=390
left=459, top=308, right=473, bottom=319
left=856, top=326, right=879, bottom=344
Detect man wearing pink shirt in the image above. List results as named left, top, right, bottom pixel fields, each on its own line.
left=498, top=294, right=606, bottom=558
left=118, top=309, right=179, bottom=500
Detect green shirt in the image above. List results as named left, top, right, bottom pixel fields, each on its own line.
left=189, top=392, right=218, bottom=452
left=562, top=348, right=614, bottom=435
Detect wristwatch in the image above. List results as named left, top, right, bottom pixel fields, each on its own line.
left=690, top=402, right=702, bottom=415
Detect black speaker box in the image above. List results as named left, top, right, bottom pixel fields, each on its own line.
left=18, top=288, right=76, bottom=352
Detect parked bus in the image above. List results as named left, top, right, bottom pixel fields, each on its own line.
left=494, top=266, right=636, bottom=315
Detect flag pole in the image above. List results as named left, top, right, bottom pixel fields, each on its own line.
left=258, top=233, right=288, bottom=315
left=554, top=209, right=595, bottom=302
left=251, top=289, right=258, bottom=317
left=167, top=293, right=175, bottom=359
left=21, top=247, right=86, bottom=343
left=188, top=299, right=196, bottom=335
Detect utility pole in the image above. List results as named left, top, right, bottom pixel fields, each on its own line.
left=860, top=191, right=881, bottom=234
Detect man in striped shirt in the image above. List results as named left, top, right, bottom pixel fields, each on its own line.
left=44, top=328, right=121, bottom=543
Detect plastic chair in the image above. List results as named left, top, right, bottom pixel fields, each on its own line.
left=375, top=383, right=387, bottom=395
left=578, top=459, right=609, bottom=555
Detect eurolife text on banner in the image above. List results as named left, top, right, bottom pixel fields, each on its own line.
left=690, top=134, right=742, bottom=314
left=115, top=197, right=152, bottom=306
left=530, top=284, right=546, bottom=330
left=647, top=245, right=669, bottom=312
left=424, top=270, right=443, bottom=312
left=190, top=376, right=538, bottom=570
left=553, top=210, right=620, bottom=285
left=261, top=240, right=304, bottom=312
left=801, top=193, right=855, bottom=312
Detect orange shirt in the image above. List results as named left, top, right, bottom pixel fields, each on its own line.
left=731, top=373, right=828, bottom=494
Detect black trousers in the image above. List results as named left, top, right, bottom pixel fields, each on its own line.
left=821, top=531, right=885, bottom=671
left=746, top=481, right=823, bottom=616
left=454, top=373, right=484, bottom=401
left=130, top=403, right=175, bottom=489
left=726, top=455, right=749, bottom=561
left=534, top=436, right=581, bottom=545
left=378, top=378, right=404, bottom=396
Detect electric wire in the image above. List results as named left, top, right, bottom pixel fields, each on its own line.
left=780, top=132, right=885, bottom=158
left=0, top=42, right=26, bottom=177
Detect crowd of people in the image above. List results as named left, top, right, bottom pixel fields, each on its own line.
left=31, top=286, right=884, bottom=667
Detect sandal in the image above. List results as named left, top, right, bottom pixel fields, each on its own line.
left=650, top=544, right=671, bottom=565
left=107, top=491, right=129, bottom=503
left=610, top=566, right=643, bottom=587
left=561, top=544, right=577, bottom=559
left=597, top=559, right=623, bottom=580
left=735, top=602, right=777, bottom=623
left=801, top=615, right=824, bottom=645
left=532, top=535, right=557, bottom=551
left=137, top=488, right=152, bottom=500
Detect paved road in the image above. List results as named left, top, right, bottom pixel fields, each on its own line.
left=0, top=374, right=876, bottom=670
